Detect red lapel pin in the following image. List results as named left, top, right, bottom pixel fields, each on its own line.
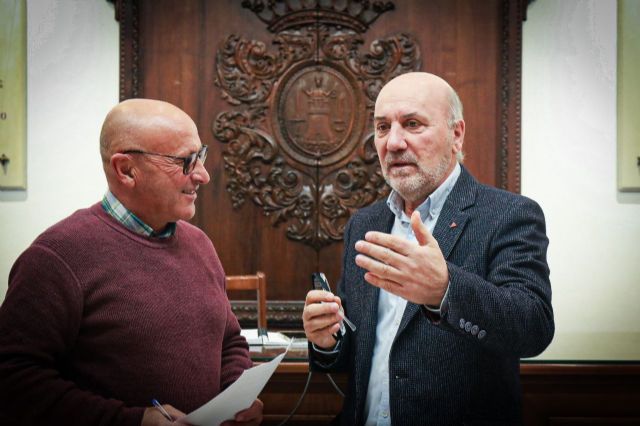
left=450, top=222, right=457, bottom=228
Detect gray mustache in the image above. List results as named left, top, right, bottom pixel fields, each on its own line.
left=384, top=153, right=417, bottom=166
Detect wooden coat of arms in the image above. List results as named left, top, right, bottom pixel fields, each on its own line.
left=213, top=0, right=421, bottom=249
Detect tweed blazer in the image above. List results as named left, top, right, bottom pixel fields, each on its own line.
left=310, top=166, right=554, bottom=426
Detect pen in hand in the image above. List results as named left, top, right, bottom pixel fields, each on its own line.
left=151, top=399, right=174, bottom=422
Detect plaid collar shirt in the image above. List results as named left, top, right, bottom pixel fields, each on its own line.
left=101, top=190, right=176, bottom=238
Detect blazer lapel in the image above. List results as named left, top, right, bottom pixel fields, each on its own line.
left=432, top=167, right=476, bottom=258
left=396, top=166, right=477, bottom=334
left=357, top=204, right=395, bottom=340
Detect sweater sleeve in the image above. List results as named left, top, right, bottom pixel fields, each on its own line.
left=0, top=245, right=145, bottom=426
left=196, top=230, right=253, bottom=391
left=219, top=299, right=252, bottom=390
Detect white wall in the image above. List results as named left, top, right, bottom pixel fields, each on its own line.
left=0, top=0, right=117, bottom=288
left=522, top=0, right=640, bottom=360
left=1, top=0, right=638, bottom=360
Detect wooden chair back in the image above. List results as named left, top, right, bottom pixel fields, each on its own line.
left=225, top=271, right=267, bottom=330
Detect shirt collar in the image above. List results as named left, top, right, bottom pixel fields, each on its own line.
left=386, top=162, right=461, bottom=224
left=101, top=190, right=176, bottom=238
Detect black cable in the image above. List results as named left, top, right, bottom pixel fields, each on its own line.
left=275, top=338, right=346, bottom=425
left=275, top=371, right=345, bottom=425
left=326, top=373, right=345, bottom=398
left=275, top=369, right=313, bottom=426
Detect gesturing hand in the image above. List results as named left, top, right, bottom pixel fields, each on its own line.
left=354, top=210, right=449, bottom=306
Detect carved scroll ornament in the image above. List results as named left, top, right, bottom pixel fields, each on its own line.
left=213, top=2, right=420, bottom=249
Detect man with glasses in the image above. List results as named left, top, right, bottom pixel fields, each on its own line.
left=0, top=99, right=263, bottom=426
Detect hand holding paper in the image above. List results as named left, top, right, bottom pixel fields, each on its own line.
left=220, top=399, right=263, bottom=426
left=177, top=345, right=289, bottom=426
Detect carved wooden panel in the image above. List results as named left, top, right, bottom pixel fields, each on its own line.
left=213, top=3, right=420, bottom=249
left=113, top=0, right=526, bottom=328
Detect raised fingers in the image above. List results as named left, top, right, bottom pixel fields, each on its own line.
left=363, top=271, right=404, bottom=294
left=354, top=251, right=404, bottom=284
left=355, top=240, right=401, bottom=267
left=364, top=231, right=411, bottom=255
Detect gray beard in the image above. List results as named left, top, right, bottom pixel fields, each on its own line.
left=382, top=152, right=452, bottom=203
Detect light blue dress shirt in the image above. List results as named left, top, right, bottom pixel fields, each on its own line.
left=364, top=162, right=461, bottom=426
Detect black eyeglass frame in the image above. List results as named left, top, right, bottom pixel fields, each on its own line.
left=122, top=145, right=208, bottom=175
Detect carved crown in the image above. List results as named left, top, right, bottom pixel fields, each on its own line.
left=241, top=0, right=395, bottom=33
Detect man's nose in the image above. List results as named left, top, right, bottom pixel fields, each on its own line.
left=386, top=123, right=407, bottom=151
left=191, top=159, right=210, bottom=184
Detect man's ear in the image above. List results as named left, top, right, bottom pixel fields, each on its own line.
left=110, top=153, right=136, bottom=187
left=452, top=119, right=465, bottom=153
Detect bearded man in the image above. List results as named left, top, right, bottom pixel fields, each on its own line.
left=302, top=72, right=554, bottom=426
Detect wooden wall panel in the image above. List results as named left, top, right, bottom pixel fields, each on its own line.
left=255, top=362, right=640, bottom=425
left=521, top=364, right=640, bottom=425
left=114, top=0, right=525, bottom=327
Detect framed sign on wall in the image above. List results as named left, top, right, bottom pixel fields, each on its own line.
left=618, top=0, right=640, bottom=191
left=0, top=0, right=27, bottom=190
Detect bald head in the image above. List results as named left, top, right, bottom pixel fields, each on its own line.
left=376, top=72, right=463, bottom=129
left=99, top=98, right=208, bottom=230
left=99, top=98, right=197, bottom=163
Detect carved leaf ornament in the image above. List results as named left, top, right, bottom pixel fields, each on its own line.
left=213, top=0, right=421, bottom=249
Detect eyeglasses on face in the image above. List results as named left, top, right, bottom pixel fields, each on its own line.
left=122, top=145, right=208, bottom=175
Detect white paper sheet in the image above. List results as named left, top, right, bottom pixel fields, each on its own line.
left=177, top=346, right=288, bottom=426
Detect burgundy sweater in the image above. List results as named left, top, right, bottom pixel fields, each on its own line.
left=0, top=203, right=252, bottom=426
